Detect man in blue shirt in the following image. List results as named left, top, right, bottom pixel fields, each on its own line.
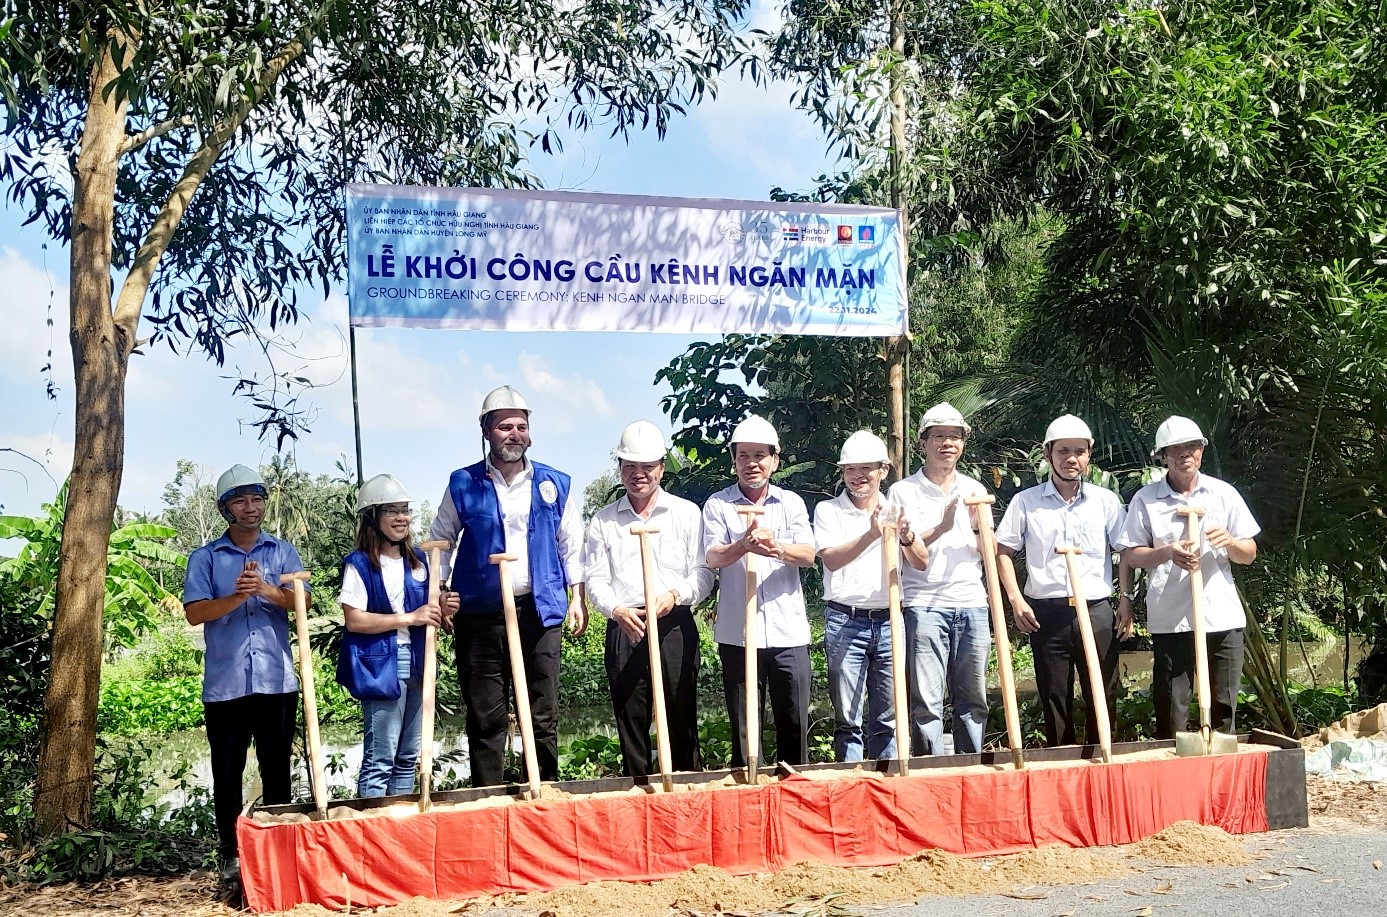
left=182, top=464, right=306, bottom=886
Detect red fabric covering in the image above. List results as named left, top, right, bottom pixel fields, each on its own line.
left=238, top=751, right=1269, bottom=912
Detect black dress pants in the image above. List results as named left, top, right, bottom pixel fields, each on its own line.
left=454, top=596, right=562, bottom=787
left=1152, top=628, right=1244, bottom=738
left=605, top=606, right=701, bottom=776
left=204, top=691, right=297, bottom=862
left=1029, top=597, right=1119, bottom=747
left=718, top=642, right=811, bottom=768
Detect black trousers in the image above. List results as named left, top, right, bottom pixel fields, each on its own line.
left=605, top=606, right=701, bottom=776
left=1152, top=628, right=1245, bottom=738
left=454, top=596, right=561, bottom=787
left=204, top=692, right=297, bottom=862
left=718, top=642, right=811, bottom=768
left=1030, top=598, right=1119, bottom=747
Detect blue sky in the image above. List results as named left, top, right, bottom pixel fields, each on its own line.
left=0, top=45, right=838, bottom=524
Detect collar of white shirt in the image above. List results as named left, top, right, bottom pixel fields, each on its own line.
left=616, top=489, right=667, bottom=520
left=486, top=456, right=533, bottom=487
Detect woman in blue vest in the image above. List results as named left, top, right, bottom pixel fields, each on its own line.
left=336, top=474, right=444, bottom=797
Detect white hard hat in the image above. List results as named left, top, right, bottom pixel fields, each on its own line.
left=613, top=420, right=667, bottom=463
left=918, top=402, right=973, bottom=437
left=216, top=464, right=266, bottom=503
left=838, top=431, right=889, bottom=465
left=478, top=385, right=530, bottom=424
left=729, top=414, right=780, bottom=451
left=1043, top=414, right=1094, bottom=445
left=1153, top=416, right=1208, bottom=455
left=356, top=473, right=411, bottom=513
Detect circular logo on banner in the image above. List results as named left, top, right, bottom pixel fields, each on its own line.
left=539, top=481, right=558, bottom=504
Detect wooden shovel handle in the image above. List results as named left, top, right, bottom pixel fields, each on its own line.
left=489, top=553, right=542, bottom=798
left=281, top=571, right=328, bottom=817
left=1056, top=546, right=1112, bottom=763
left=967, top=496, right=1024, bottom=769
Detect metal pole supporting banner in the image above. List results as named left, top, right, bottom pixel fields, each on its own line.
left=348, top=325, right=365, bottom=486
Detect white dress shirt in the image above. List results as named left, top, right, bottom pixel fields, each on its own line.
left=995, top=480, right=1126, bottom=600
left=702, top=483, right=814, bottom=648
left=1117, top=472, right=1260, bottom=633
left=813, top=491, right=893, bottom=607
left=887, top=470, right=989, bottom=607
left=583, top=489, right=714, bottom=617
left=429, top=456, right=584, bottom=591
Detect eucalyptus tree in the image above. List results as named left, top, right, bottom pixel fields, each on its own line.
left=0, top=0, right=750, bottom=833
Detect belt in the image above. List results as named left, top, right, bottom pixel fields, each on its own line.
left=825, top=600, right=891, bottom=621
left=1030, top=596, right=1112, bottom=609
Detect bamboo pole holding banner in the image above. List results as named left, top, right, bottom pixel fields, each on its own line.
left=885, top=0, right=910, bottom=480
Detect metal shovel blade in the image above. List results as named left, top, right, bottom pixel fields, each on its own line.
left=1175, top=725, right=1238, bottom=756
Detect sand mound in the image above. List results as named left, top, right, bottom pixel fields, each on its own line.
left=1132, top=820, right=1252, bottom=867
left=989, top=844, right=1133, bottom=885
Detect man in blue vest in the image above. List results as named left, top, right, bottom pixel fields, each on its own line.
left=429, top=385, right=586, bottom=786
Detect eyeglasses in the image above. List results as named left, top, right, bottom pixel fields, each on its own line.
left=379, top=505, right=412, bottom=518
left=926, top=432, right=965, bottom=443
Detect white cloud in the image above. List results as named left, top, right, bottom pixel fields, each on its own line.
left=516, top=351, right=614, bottom=432
left=0, top=247, right=73, bottom=390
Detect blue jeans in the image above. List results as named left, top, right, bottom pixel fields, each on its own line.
left=358, top=672, right=424, bottom=798
left=904, top=605, right=990, bottom=755
left=824, top=608, right=896, bottom=762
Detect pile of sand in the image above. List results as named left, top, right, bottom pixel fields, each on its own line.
left=1131, top=821, right=1252, bottom=867
left=507, top=844, right=1135, bottom=917
left=989, top=844, right=1134, bottom=886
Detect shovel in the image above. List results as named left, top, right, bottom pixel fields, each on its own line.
left=630, top=525, right=675, bottom=793
left=281, top=570, right=328, bottom=818
left=1173, top=505, right=1239, bottom=757
left=489, top=552, right=544, bottom=799
left=1055, top=546, right=1113, bottom=764
left=880, top=509, right=910, bottom=776
left=965, top=495, right=1024, bottom=769
left=735, top=505, right=766, bottom=784
left=417, top=539, right=451, bottom=811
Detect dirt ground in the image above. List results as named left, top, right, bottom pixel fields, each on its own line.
left=2, top=776, right=1382, bottom=917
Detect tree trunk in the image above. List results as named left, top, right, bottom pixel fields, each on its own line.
left=33, top=34, right=133, bottom=836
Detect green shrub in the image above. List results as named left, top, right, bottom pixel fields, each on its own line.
left=558, top=733, right=624, bottom=780
left=98, top=677, right=204, bottom=735
left=5, top=740, right=215, bottom=884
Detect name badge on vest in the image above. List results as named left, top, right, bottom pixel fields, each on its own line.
left=539, top=480, right=559, bottom=504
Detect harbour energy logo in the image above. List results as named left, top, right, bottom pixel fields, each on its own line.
left=782, top=225, right=801, bottom=242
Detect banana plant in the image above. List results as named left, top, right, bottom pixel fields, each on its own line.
left=0, top=483, right=185, bottom=656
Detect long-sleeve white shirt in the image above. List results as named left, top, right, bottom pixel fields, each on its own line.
left=582, top=489, right=714, bottom=617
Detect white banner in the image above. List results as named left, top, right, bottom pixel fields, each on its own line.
left=346, top=185, right=907, bottom=336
